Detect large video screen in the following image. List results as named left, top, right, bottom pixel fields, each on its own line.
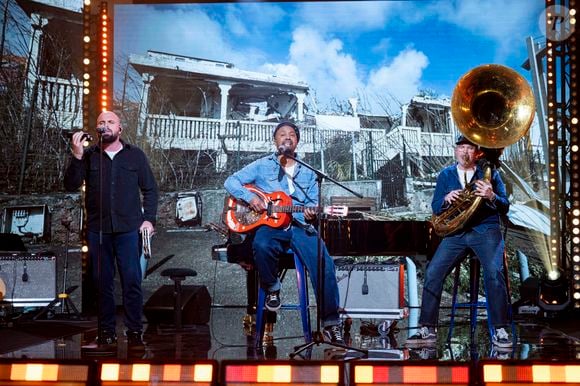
left=114, top=1, right=545, bottom=116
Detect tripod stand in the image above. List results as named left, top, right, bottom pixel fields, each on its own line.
left=284, top=154, right=367, bottom=358
left=34, top=211, right=81, bottom=320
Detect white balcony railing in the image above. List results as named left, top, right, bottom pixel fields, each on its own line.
left=36, top=75, right=83, bottom=130
left=144, top=115, right=454, bottom=163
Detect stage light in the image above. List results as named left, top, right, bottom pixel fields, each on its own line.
left=0, top=362, right=89, bottom=385
left=221, top=361, right=342, bottom=385
left=351, top=362, right=470, bottom=385
left=481, top=362, right=580, bottom=384
left=99, top=362, right=216, bottom=385
left=538, top=269, right=571, bottom=312
left=548, top=270, right=561, bottom=280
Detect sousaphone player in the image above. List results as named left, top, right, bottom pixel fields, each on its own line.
left=406, top=64, right=535, bottom=350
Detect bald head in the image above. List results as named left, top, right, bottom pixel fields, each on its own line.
left=96, top=111, right=123, bottom=145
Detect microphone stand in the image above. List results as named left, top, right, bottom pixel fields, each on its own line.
left=283, top=152, right=367, bottom=358
left=96, top=131, right=104, bottom=346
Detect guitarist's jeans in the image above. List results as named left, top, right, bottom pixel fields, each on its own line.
left=253, top=224, right=341, bottom=327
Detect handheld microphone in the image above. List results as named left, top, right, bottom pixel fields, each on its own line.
left=63, top=130, right=94, bottom=142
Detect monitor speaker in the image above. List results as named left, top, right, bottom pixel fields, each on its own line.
left=0, top=253, right=56, bottom=307
left=144, top=285, right=211, bottom=325
left=336, top=262, right=406, bottom=319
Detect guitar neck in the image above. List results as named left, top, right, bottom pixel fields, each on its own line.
left=271, top=205, right=318, bottom=214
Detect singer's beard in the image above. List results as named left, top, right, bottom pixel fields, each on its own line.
left=99, top=132, right=119, bottom=144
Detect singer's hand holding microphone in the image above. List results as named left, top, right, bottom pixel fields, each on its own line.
left=70, top=131, right=88, bottom=160
left=70, top=127, right=106, bottom=160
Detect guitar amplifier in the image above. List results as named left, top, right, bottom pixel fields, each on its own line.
left=0, top=252, right=56, bottom=307
left=336, top=261, right=406, bottom=319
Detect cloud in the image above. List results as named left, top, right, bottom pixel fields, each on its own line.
left=116, top=6, right=227, bottom=60
left=287, top=27, right=363, bottom=111
left=366, top=47, right=429, bottom=113
left=294, top=1, right=399, bottom=33
left=423, top=0, right=542, bottom=59
left=262, top=26, right=429, bottom=115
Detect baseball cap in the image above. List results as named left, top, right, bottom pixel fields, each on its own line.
left=455, top=134, right=476, bottom=146
left=273, top=121, right=300, bottom=142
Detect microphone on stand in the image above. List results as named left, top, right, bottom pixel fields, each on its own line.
left=96, top=127, right=107, bottom=134
left=362, top=269, right=369, bottom=295
left=277, top=144, right=292, bottom=156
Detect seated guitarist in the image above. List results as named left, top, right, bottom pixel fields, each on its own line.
left=224, top=121, right=344, bottom=344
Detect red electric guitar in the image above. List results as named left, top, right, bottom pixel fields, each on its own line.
left=225, top=185, right=348, bottom=233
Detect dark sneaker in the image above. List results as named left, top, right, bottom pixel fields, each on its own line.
left=492, top=327, right=513, bottom=348
left=410, top=347, right=437, bottom=360
left=265, top=290, right=281, bottom=311
left=126, top=331, right=144, bottom=349
left=405, top=326, right=437, bottom=347
left=97, top=330, right=117, bottom=346
left=323, top=324, right=345, bottom=344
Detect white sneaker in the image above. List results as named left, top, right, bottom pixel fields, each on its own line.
left=405, top=326, right=437, bottom=347
left=492, top=327, right=513, bottom=348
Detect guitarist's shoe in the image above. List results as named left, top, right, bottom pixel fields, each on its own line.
left=265, top=290, right=281, bottom=311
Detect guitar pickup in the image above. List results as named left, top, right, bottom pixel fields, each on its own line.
left=266, top=201, right=273, bottom=216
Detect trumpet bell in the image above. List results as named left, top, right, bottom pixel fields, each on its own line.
left=451, top=64, right=535, bottom=149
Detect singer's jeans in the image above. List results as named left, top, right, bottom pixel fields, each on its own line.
left=419, top=227, right=510, bottom=328
left=88, top=230, right=143, bottom=333
left=252, top=224, right=340, bottom=327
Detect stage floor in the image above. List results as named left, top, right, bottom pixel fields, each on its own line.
left=0, top=306, right=578, bottom=362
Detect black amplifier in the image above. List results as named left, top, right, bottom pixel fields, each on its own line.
left=0, top=252, right=56, bottom=307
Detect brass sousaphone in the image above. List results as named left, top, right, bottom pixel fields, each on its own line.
left=431, top=64, right=536, bottom=237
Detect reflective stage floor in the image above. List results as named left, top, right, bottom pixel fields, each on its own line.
left=1, top=306, right=578, bottom=363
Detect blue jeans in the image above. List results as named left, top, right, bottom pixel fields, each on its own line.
left=88, top=230, right=143, bottom=333
left=252, top=224, right=340, bottom=327
left=419, top=227, right=510, bottom=328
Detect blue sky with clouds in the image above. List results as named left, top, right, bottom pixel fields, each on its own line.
left=114, top=0, right=546, bottom=115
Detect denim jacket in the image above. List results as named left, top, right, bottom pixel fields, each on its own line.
left=432, top=163, right=509, bottom=234
left=224, top=153, right=318, bottom=225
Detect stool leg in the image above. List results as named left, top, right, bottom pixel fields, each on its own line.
left=503, top=251, right=516, bottom=343
left=174, top=280, right=183, bottom=330
left=294, top=254, right=312, bottom=343
left=470, top=259, right=480, bottom=342
left=447, top=265, right=461, bottom=342
left=254, top=288, right=266, bottom=347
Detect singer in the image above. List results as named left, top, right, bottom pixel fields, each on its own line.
left=224, top=121, right=345, bottom=344
left=64, top=110, right=158, bottom=348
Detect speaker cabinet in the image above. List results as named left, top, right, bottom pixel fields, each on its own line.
left=336, top=262, right=406, bottom=319
left=144, top=285, right=211, bottom=325
left=0, top=253, right=56, bottom=307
